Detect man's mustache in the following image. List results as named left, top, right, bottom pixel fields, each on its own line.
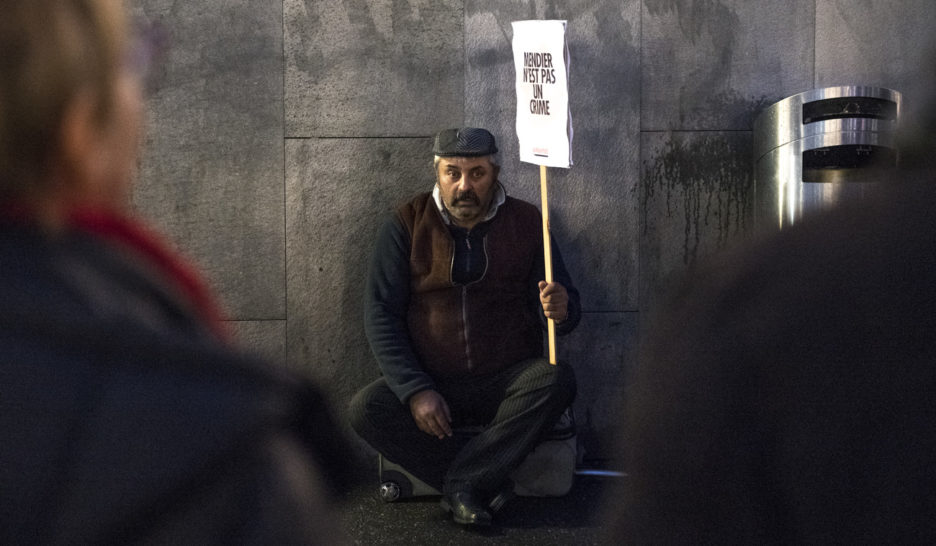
left=452, top=191, right=479, bottom=206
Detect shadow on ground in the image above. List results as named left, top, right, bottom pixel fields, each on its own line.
left=338, top=474, right=622, bottom=545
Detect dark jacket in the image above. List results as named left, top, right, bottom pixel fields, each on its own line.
left=364, top=190, right=580, bottom=403
left=0, top=219, right=348, bottom=545
left=615, top=179, right=936, bottom=544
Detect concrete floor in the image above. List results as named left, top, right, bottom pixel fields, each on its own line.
left=337, top=474, right=621, bottom=545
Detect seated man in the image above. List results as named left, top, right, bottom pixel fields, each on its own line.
left=350, top=127, right=580, bottom=526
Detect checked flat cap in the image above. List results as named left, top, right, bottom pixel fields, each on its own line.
left=432, top=127, right=498, bottom=157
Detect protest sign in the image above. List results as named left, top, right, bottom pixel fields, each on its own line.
left=511, top=20, right=573, bottom=168
left=511, top=20, right=574, bottom=364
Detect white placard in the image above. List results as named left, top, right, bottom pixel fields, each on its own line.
left=511, top=20, right=573, bottom=168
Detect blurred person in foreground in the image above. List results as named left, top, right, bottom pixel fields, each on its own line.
left=0, top=1, right=348, bottom=543
left=609, top=92, right=936, bottom=542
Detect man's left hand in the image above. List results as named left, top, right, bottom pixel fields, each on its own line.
left=538, top=281, right=568, bottom=323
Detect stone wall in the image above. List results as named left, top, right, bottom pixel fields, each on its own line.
left=131, top=0, right=936, bottom=467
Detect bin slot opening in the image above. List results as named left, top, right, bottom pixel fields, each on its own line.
left=803, top=97, right=897, bottom=124
left=803, top=145, right=897, bottom=183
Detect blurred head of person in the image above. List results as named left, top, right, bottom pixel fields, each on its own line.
left=0, top=0, right=143, bottom=230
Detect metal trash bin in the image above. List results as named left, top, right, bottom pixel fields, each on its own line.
left=754, top=86, right=902, bottom=228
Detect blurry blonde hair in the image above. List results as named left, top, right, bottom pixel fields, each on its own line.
left=0, top=0, right=128, bottom=198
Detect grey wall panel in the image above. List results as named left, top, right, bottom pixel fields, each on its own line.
left=131, top=1, right=285, bottom=320
left=285, top=0, right=465, bottom=137
left=642, top=0, right=815, bottom=130
left=286, top=137, right=432, bottom=417
left=639, top=131, right=755, bottom=320
left=561, top=312, right=638, bottom=463
left=229, top=320, right=287, bottom=366
left=465, top=1, right=641, bottom=313
left=816, top=0, right=936, bottom=121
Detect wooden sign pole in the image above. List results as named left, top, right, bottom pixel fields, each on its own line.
left=540, top=164, right=557, bottom=365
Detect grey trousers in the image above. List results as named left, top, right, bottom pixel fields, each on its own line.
left=349, top=357, right=576, bottom=496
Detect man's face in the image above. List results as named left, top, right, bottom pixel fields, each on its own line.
left=435, top=156, right=499, bottom=228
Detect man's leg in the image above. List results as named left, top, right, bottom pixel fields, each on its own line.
left=348, top=378, right=466, bottom=490
left=441, top=358, right=577, bottom=497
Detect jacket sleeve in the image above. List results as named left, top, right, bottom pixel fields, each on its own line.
left=531, top=236, right=582, bottom=336
left=363, top=213, right=436, bottom=403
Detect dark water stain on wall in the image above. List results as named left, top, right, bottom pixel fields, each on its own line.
left=645, top=0, right=779, bottom=131
left=696, top=89, right=774, bottom=131
left=645, top=0, right=740, bottom=48
left=289, top=0, right=326, bottom=75
left=643, top=133, right=753, bottom=265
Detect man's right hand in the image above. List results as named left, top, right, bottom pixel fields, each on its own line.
left=408, top=390, right=453, bottom=439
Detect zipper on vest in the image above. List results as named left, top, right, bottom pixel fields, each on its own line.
left=459, top=234, right=489, bottom=372
left=461, top=286, right=473, bottom=371
left=464, top=237, right=471, bottom=276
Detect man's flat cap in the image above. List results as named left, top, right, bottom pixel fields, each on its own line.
left=432, top=127, right=498, bottom=157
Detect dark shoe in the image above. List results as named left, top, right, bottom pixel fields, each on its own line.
left=441, top=491, right=493, bottom=526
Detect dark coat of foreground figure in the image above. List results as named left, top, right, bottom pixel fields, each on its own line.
left=0, top=216, right=349, bottom=544
left=615, top=179, right=936, bottom=544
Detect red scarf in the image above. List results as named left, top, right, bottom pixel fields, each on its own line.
left=2, top=204, right=230, bottom=341
left=69, top=209, right=230, bottom=341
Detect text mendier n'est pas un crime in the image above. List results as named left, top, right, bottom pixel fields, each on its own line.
left=522, top=51, right=557, bottom=115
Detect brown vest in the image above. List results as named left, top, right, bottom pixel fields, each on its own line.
left=397, top=192, right=544, bottom=377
